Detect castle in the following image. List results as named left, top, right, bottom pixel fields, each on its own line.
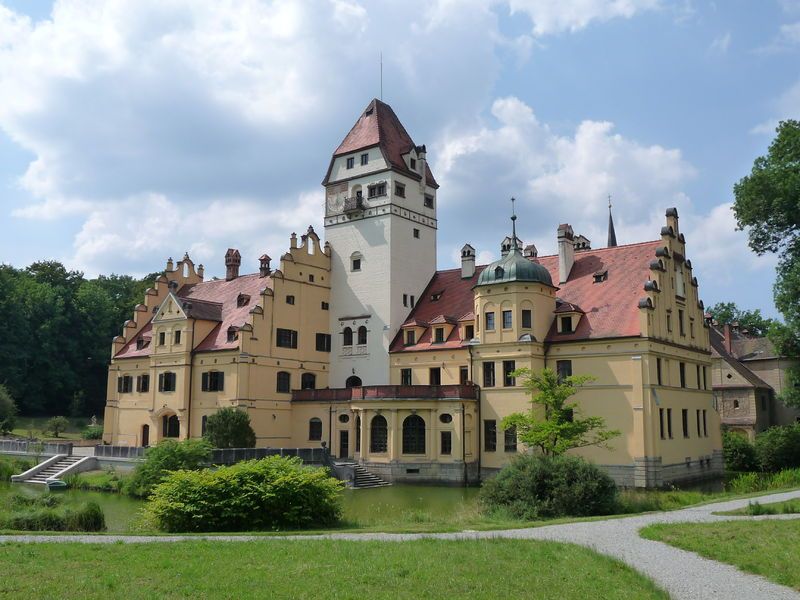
left=103, top=99, right=723, bottom=487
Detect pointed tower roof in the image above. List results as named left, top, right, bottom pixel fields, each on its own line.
left=607, top=195, right=618, bottom=248
left=323, top=99, right=438, bottom=187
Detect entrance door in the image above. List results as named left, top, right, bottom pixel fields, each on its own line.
left=339, top=430, right=349, bottom=458
left=141, top=424, right=150, bottom=447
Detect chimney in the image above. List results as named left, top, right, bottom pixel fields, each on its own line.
left=557, top=223, right=575, bottom=284
left=225, top=248, right=241, bottom=281
left=461, top=244, right=475, bottom=279
left=166, top=257, right=174, bottom=272
left=259, top=254, right=272, bottom=278
left=723, top=323, right=733, bottom=355
left=197, top=264, right=205, bottom=280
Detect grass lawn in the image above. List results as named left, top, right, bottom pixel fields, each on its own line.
left=716, top=498, right=800, bottom=516
left=640, top=520, right=800, bottom=591
left=0, top=539, right=667, bottom=599
left=9, top=416, right=98, bottom=442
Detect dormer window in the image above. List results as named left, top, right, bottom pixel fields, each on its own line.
left=431, top=292, right=442, bottom=301
left=237, top=293, right=250, bottom=307
left=434, top=327, right=445, bottom=343
left=593, top=270, right=608, bottom=283
left=410, top=158, right=417, bottom=170
left=346, top=157, right=354, bottom=169
left=227, top=328, right=238, bottom=343
left=560, top=316, right=573, bottom=333
left=136, top=338, right=146, bottom=350
left=405, top=330, right=416, bottom=346
left=495, top=266, right=504, bottom=279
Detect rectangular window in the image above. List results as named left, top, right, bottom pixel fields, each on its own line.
left=679, top=309, right=685, bottom=336
left=174, top=331, right=181, bottom=344
left=351, top=258, right=361, bottom=271
left=702, top=410, right=708, bottom=437
left=690, top=319, right=695, bottom=338
left=276, top=328, right=298, bottom=349
left=521, top=309, right=532, bottom=328
left=321, top=301, right=329, bottom=310
left=679, top=362, right=686, bottom=388
left=659, top=408, right=665, bottom=439
left=465, top=324, right=474, bottom=340
left=158, top=372, right=176, bottom=393
left=485, top=312, right=495, bottom=331
left=410, top=295, right=415, bottom=307
left=460, top=366, right=469, bottom=385
left=441, top=431, right=452, bottom=455
left=401, top=368, right=412, bottom=386
left=483, top=362, right=496, bottom=387
left=424, top=194, right=434, bottom=209
left=346, top=156, right=354, bottom=169
left=202, top=371, right=225, bottom=392
left=503, top=360, right=516, bottom=387
left=504, top=426, right=517, bottom=452
left=308, top=274, right=315, bottom=283
left=696, top=364, right=701, bottom=389
left=561, top=316, right=573, bottom=333
left=502, top=310, right=512, bottom=329
left=656, top=357, right=662, bottom=386
left=136, top=374, right=149, bottom=393
left=117, top=375, right=133, bottom=394
left=703, top=366, right=708, bottom=390
left=315, top=333, right=331, bottom=352
left=159, top=331, right=166, bottom=346
left=395, top=182, right=405, bottom=197
left=434, top=327, right=445, bottom=343
left=429, top=367, right=441, bottom=386
left=413, top=228, right=420, bottom=239
left=367, top=183, right=386, bottom=198
left=360, top=153, right=368, bottom=166
left=667, top=408, right=673, bottom=439
left=410, top=158, right=417, bottom=170
left=405, top=330, right=416, bottom=346
left=556, top=360, right=572, bottom=383
left=286, top=295, right=295, bottom=305
left=666, top=313, right=672, bottom=332
left=696, top=409, right=702, bottom=437
left=484, top=419, right=497, bottom=452
left=682, top=409, right=689, bottom=438
left=403, top=293, right=408, bottom=307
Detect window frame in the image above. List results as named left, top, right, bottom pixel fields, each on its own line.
left=485, top=311, right=495, bottom=331
left=483, top=362, right=496, bottom=388
left=400, top=368, right=412, bottom=386
left=346, top=156, right=354, bottom=169
left=315, top=333, right=332, bottom=352
left=503, top=360, right=516, bottom=387
left=521, top=309, right=532, bottom=329
left=502, top=310, right=512, bottom=329
left=276, top=371, right=291, bottom=394
left=276, top=328, right=298, bottom=349
left=309, top=417, right=323, bottom=441
left=484, top=419, right=497, bottom=452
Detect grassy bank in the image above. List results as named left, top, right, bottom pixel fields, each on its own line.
left=640, top=520, right=800, bottom=591
left=717, top=498, right=800, bottom=516
left=0, top=456, right=32, bottom=482
left=0, top=539, right=667, bottom=599
left=8, top=416, right=101, bottom=442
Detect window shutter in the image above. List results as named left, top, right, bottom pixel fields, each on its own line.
left=117, top=377, right=123, bottom=393
left=201, top=372, right=209, bottom=392
left=217, top=372, right=224, bottom=391
left=158, top=373, right=165, bottom=392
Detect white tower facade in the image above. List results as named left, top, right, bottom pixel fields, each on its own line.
left=323, top=99, right=438, bottom=386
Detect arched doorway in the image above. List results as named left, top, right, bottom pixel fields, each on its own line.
left=162, top=414, right=180, bottom=438
left=402, top=414, right=426, bottom=454
left=141, top=424, right=150, bottom=447
left=346, top=375, right=362, bottom=388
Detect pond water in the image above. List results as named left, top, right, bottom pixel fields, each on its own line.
left=0, top=482, right=481, bottom=533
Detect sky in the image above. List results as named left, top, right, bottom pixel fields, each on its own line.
left=0, top=1, right=797, bottom=318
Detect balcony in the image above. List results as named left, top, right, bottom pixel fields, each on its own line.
left=343, top=196, right=364, bottom=213
left=292, top=384, right=479, bottom=403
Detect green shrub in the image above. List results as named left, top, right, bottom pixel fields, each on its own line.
left=125, top=438, right=212, bottom=498
left=204, top=407, right=257, bottom=449
left=0, top=384, right=17, bottom=434
left=0, top=457, right=33, bottom=482
left=754, top=424, right=800, bottom=472
left=727, top=467, right=800, bottom=494
left=81, top=425, right=104, bottom=440
left=728, top=471, right=762, bottom=494
left=9, top=493, right=62, bottom=509
left=44, top=416, right=71, bottom=438
left=146, top=456, right=344, bottom=532
left=65, top=502, right=105, bottom=531
left=65, top=469, right=127, bottom=493
left=479, top=454, right=618, bottom=520
left=0, top=502, right=105, bottom=532
left=722, top=431, right=758, bottom=472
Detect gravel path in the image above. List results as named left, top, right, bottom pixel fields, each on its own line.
left=2, top=489, right=800, bottom=599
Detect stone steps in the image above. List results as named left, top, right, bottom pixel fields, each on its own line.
left=352, top=465, right=391, bottom=489
left=16, top=455, right=84, bottom=485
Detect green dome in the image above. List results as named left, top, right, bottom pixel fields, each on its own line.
left=476, top=248, right=553, bottom=287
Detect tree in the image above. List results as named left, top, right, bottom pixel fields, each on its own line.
left=501, top=367, right=620, bottom=456
left=0, top=384, right=18, bottom=434
left=733, top=119, right=800, bottom=407
left=45, top=416, right=70, bottom=438
left=204, top=407, right=257, bottom=449
left=707, top=302, right=777, bottom=337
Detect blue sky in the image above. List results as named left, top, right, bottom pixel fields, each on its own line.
left=0, top=1, right=797, bottom=318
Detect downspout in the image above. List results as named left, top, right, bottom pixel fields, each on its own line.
left=186, top=318, right=196, bottom=439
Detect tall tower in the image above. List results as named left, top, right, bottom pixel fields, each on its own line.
left=323, top=99, right=438, bottom=386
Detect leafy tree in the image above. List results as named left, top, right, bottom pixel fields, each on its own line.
left=204, top=407, right=257, bottom=449
left=707, top=302, right=777, bottom=337
left=721, top=430, right=758, bottom=472
left=0, top=384, right=18, bottom=434
left=501, top=368, right=620, bottom=456
left=733, top=119, right=800, bottom=407
left=45, top=416, right=70, bottom=438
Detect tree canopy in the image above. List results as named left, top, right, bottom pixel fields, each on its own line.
left=707, top=302, right=777, bottom=337
left=204, top=407, right=257, bottom=449
left=733, top=119, right=800, bottom=406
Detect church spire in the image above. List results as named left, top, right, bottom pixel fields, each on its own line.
left=607, top=194, right=618, bottom=248
left=511, top=197, right=519, bottom=252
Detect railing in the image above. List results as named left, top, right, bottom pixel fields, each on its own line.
left=292, top=384, right=479, bottom=402
left=340, top=345, right=367, bottom=357
left=0, top=439, right=73, bottom=456
left=343, top=196, right=364, bottom=212
left=95, top=445, right=146, bottom=459
left=209, top=447, right=326, bottom=465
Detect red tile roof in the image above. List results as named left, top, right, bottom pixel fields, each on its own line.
left=114, top=273, right=272, bottom=359
left=326, top=98, right=438, bottom=188
left=390, top=240, right=663, bottom=352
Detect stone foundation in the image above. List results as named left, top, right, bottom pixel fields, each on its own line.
left=362, top=460, right=480, bottom=485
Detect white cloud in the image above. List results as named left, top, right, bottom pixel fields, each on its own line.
left=757, top=20, right=800, bottom=54
left=507, top=0, right=660, bottom=36
left=751, top=79, right=800, bottom=134
left=708, top=31, right=731, bottom=55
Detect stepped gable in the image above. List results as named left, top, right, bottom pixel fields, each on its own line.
left=326, top=98, right=438, bottom=187
left=391, top=240, right=663, bottom=351
left=114, top=273, right=271, bottom=358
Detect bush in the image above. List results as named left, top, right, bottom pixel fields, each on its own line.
left=81, top=425, right=104, bottom=440
left=0, top=457, right=32, bottom=482
left=722, top=431, right=758, bottom=472
left=45, top=416, right=70, bottom=438
left=0, top=501, right=105, bottom=532
left=125, top=438, right=212, bottom=498
left=146, top=456, right=344, bottom=532
left=754, top=424, right=800, bottom=472
left=479, top=454, right=618, bottom=520
left=65, top=469, right=127, bottom=493
left=0, top=384, right=18, bottom=434
left=204, top=407, right=256, bottom=449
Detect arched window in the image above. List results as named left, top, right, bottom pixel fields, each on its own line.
left=141, top=424, right=150, bottom=447
left=370, top=415, right=388, bottom=453
left=343, top=327, right=353, bottom=346
left=301, top=373, right=316, bottom=390
left=162, top=414, right=180, bottom=438
left=357, top=325, right=367, bottom=345
left=495, top=266, right=504, bottom=279
left=346, top=375, right=362, bottom=388
left=276, top=371, right=291, bottom=393
left=402, top=415, right=426, bottom=454
left=309, top=417, right=323, bottom=441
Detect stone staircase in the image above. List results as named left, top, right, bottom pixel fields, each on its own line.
left=353, top=464, right=391, bottom=489
left=12, top=455, right=87, bottom=485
